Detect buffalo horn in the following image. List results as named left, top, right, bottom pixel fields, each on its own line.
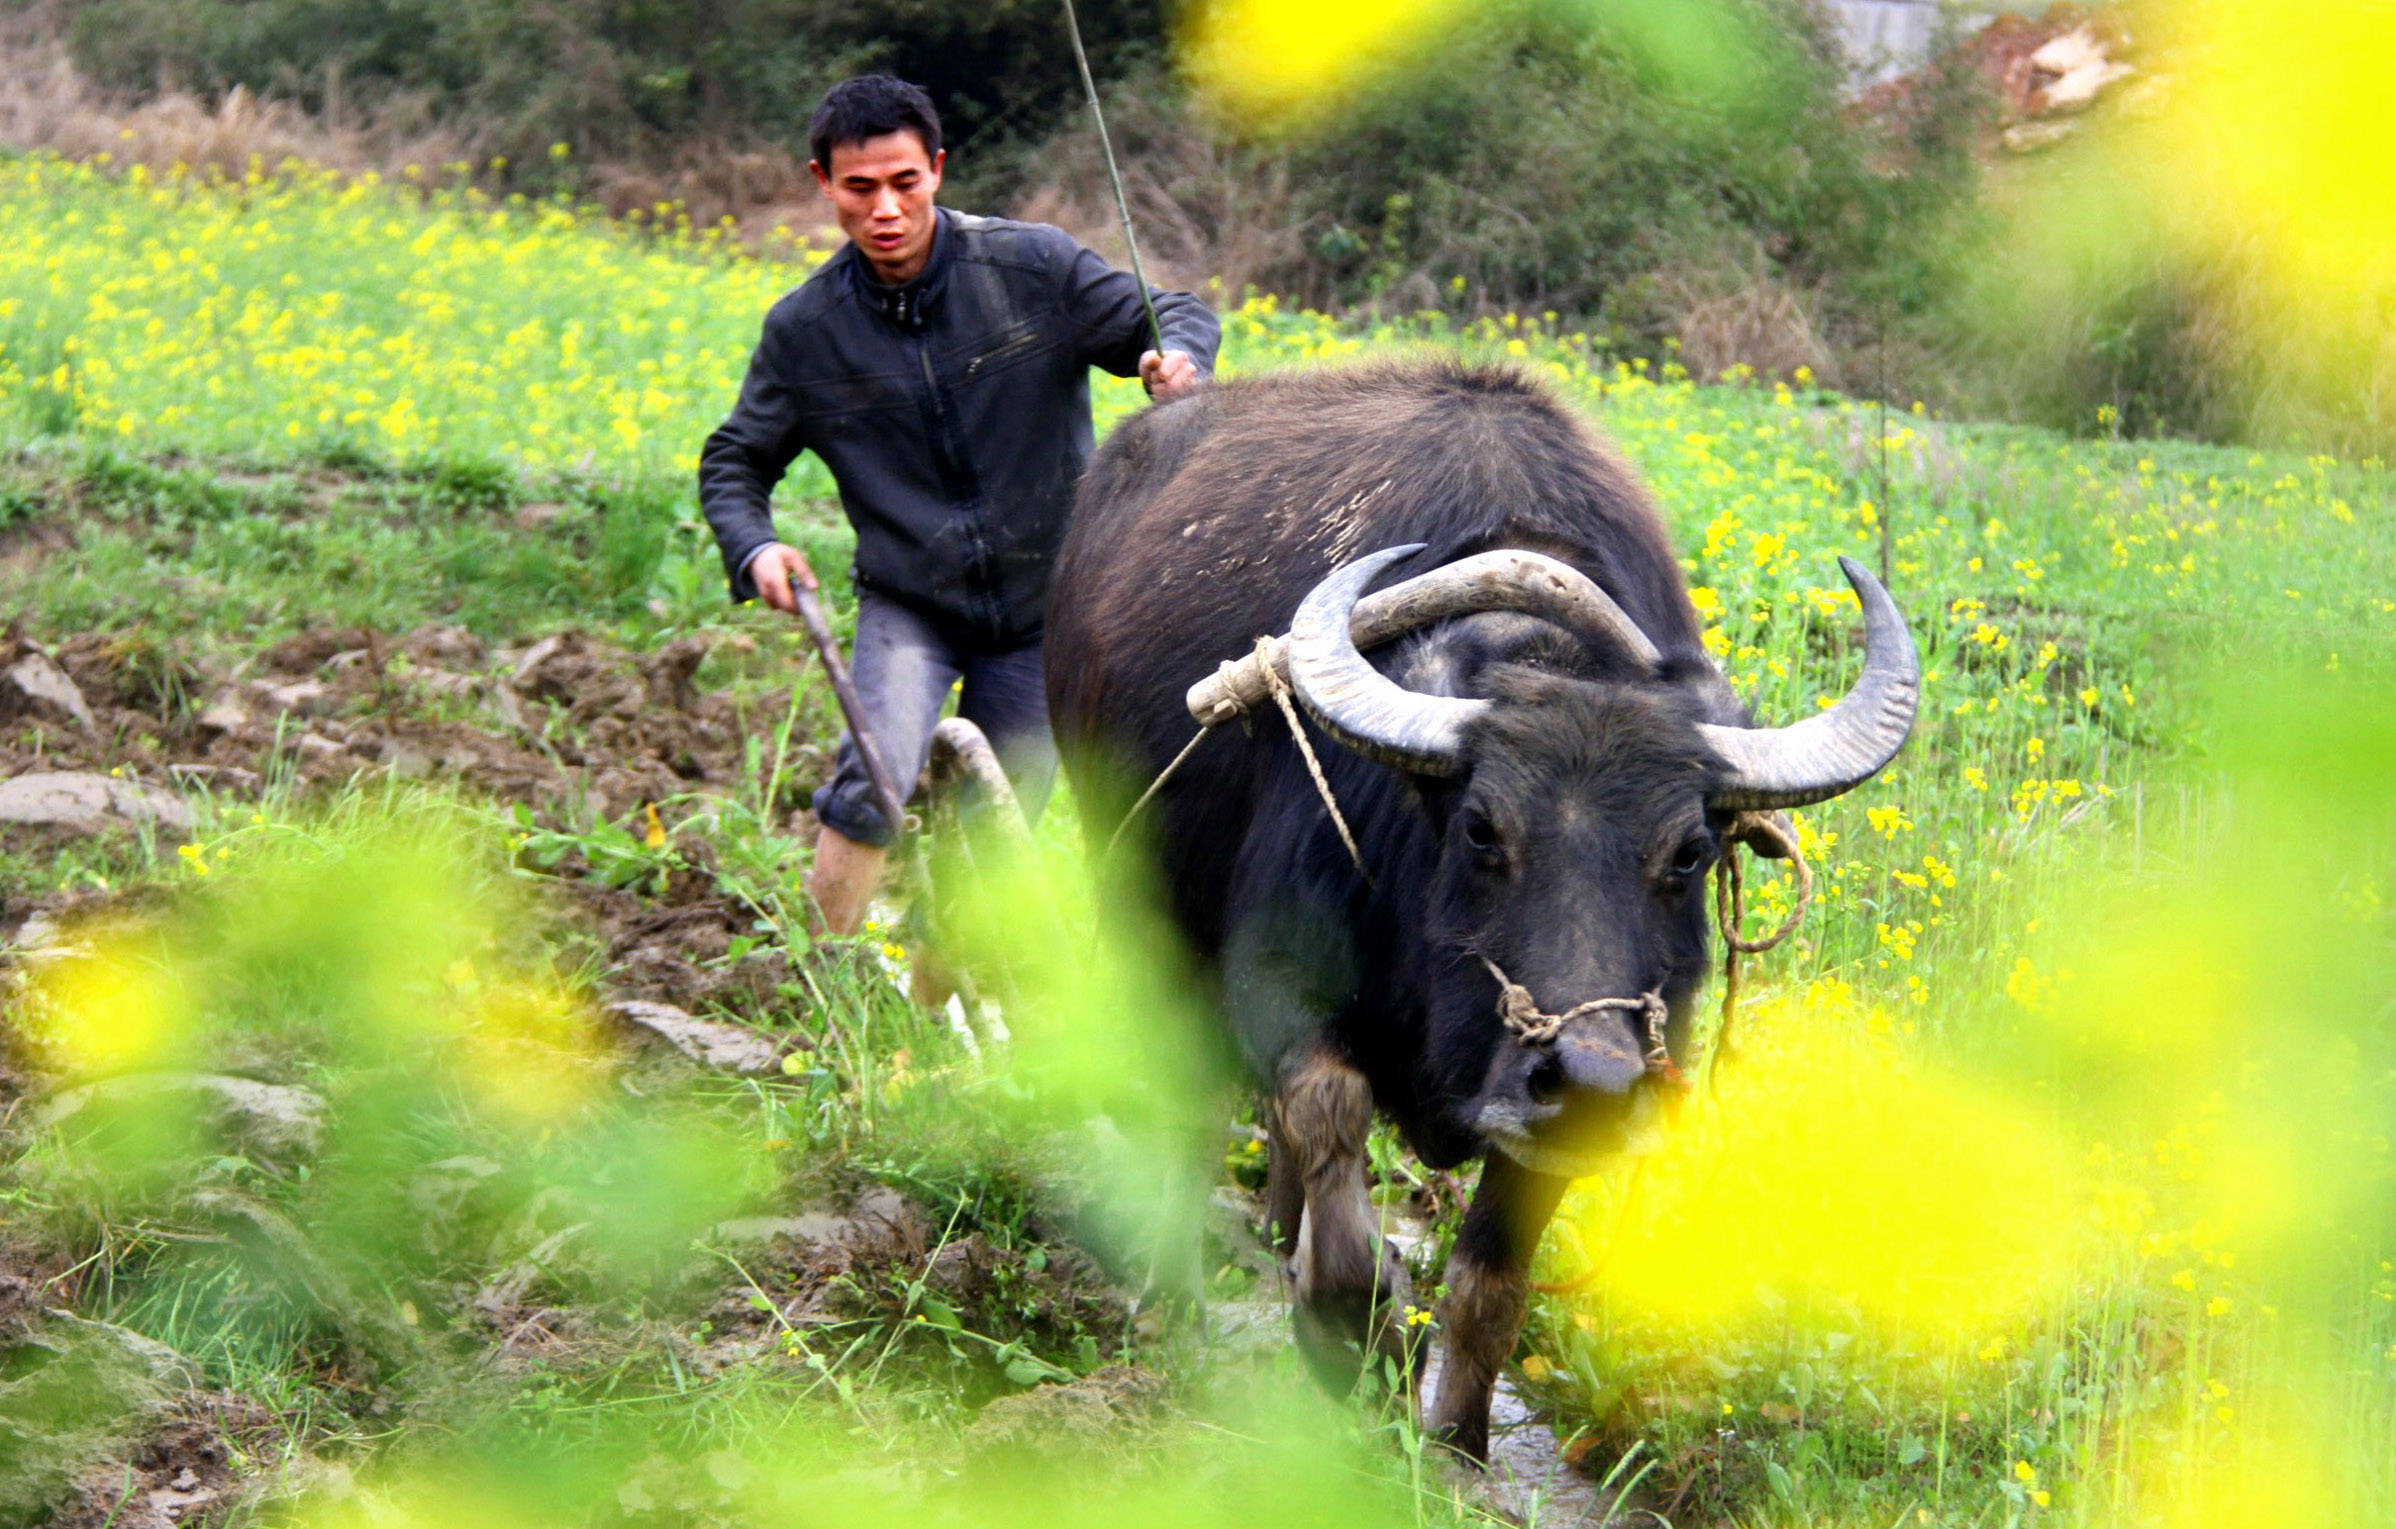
left=1699, top=556, right=1920, bottom=809
left=1286, top=545, right=1480, bottom=774
left=1187, top=548, right=1660, bottom=726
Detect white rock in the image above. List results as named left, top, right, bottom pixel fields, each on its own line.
left=511, top=634, right=568, bottom=687
left=33, top=1072, right=325, bottom=1157
left=379, top=740, right=433, bottom=777
left=166, top=762, right=261, bottom=790
left=411, top=667, right=481, bottom=699
left=262, top=679, right=336, bottom=718
left=2029, top=24, right=2106, bottom=77
left=194, top=695, right=250, bottom=736
left=9, top=910, right=64, bottom=951
left=3, top=650, right=94, bottom=729
left=0, top=771, right=193, bottom=836
left=2043, top=58, right=2135, bottom=112
left=605, top=999, right=798, bottom=1076
left=710, top=1211, right=856, bottom=1249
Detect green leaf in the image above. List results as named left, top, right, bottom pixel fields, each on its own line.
left=1003, top=1356, right=1060, bottom=1387
left=1765, top=1462, right=1797, bottom=1506
left=919, top=1296, right=961, bottom=1331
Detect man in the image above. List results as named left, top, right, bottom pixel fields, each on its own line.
left=700, top=74, right=1219, bottom=936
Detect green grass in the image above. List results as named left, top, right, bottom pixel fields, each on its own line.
left=2, top=156, right=2393, bottom=1528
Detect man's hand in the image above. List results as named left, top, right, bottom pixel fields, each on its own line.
left=1140, top=349, right=1202, bottom=401
left=748, top=542, right=818, bottom=614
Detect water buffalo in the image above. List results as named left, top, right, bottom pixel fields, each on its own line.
left=1045, top=359, right=1917, bottom=1459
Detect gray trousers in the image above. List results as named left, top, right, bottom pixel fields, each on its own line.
left=810, top=589, right=1056, bottom=847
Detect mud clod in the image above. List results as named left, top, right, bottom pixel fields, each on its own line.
left=962, top=1365, right=1170, bottom=1458
left=49, top=1392, right=281, bottom=1529
left=2, top=622, right=804, bottom=846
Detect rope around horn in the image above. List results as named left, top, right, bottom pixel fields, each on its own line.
left=1254, top=636, right=1374, bottom=884
left=1109, top=683, right=1812, bottom=1065
left=1101, top=640, right=1375, bottom=882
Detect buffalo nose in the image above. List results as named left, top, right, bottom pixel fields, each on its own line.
left=1552, top=1029, right=1647, bottom=1098
left=1526, top=1050, right=1568, bottom=1106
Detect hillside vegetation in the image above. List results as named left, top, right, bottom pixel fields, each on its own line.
left=11, top=0, right=1980, bottom=401
left=1, top=155, right=2392, bottom=1527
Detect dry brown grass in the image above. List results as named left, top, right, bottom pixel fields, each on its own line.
left=0, top=32, right=844, bottom=247
left=1655, top=258, right=1840, bottom=387
left=1013, top=83, right=1307, bottom=301
left=586, top=146, right=833, bottom=247
left=0, top=34, right=467, bottom=178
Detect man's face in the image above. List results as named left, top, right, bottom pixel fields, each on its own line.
left=812, top=131, right=943, bottom=284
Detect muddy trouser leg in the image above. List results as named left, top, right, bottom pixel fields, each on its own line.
left=810, top=591, right=964, bottom=849
left=1427, top=1152, right=1570, bottom=1463
left=956, top=634, right=1058, bottom=825
left=1275, top=1043, right=1413, bottom=1392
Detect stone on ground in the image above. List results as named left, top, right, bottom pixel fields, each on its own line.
left=0, top=1314, right=197, bottom=1525
left=1, top=650, right=94, bottom=730
left=605, top=999, right=800, bottom=1076
left=32, top=1073, right=325, bottom=1160
left=0, top=772, right=193, bottom=838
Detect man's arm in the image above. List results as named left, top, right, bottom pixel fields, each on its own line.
left=698, top=305, right=818, bottom=608
left=1052, top=234, right=1222, bottom=394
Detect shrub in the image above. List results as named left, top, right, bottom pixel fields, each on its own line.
left=1027, top=1, right=1981, bottom=374
left=41, top=0, right=1171, bottom=179
left=1952, top=131, right=2396, bottom=457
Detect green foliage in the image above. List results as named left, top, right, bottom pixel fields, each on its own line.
left=47, top=0, right=1173, bottom=173
left=0, top=306, right=80, bottom=438
left=0, top=142, right=2390, bottom=1522
left=34, top=0, right=1981, bottom=370
left=1202, top=0, right=1980, bottom=340
left=0, top=441, right=805, bottom=641
left=1955, top=182, right=2396, bottom=456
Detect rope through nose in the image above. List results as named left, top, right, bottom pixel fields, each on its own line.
left=1478, top=957, right=1683, bottom=1091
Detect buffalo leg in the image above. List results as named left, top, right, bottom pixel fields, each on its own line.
left=1427, top=1151, right=1570, bottom=1463
left=1264, top=1106, right=1306, bottom=1259
left=1275, top=1043, right=1413, bottom=1390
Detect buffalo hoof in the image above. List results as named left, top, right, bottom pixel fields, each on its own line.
left=1290, top=1240, right=1416, bottom=1394
left=1431, top=1415, right=1491, bottom=1467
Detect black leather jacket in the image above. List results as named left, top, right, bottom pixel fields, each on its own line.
left=698, top=209, right=1221, bottom=645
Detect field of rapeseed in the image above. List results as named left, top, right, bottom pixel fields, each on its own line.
left=2, top=153, right=2392, bottom=1527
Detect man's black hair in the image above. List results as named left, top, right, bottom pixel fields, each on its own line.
left=809, top=75, right=942, bottom=171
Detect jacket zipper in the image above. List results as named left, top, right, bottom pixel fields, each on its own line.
left=918, top=336, right=1002, bottom=633
left=964, top=329, right=1042, bottom=380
